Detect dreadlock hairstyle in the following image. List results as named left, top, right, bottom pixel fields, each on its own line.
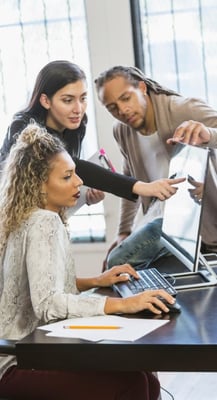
left=0, top=122, right=67, bottom=253
left=95, top=65, right=180, bottom=97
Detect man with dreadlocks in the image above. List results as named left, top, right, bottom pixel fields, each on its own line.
left=95, top=66, right=217, bottom=271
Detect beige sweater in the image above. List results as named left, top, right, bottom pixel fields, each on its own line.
left=113, top=92, right=217, bottom=247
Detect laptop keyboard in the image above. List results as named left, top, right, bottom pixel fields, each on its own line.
left=113, top=268, right=177, bottom=298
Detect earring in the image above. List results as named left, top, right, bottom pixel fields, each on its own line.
left=40, top=192, right=48, bottom=206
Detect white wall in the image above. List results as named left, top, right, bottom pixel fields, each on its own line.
left=74, top=0, right=135, bottom=277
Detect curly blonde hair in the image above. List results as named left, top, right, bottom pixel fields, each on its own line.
left=0, top=123, right=66, bottom=251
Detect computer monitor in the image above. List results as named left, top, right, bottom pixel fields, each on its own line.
left=160, top=142, right=217, bottom=289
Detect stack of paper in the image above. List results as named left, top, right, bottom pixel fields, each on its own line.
left=38, top=315, right=169, bottom=342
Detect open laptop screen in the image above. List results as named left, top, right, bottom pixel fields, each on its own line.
left=161, top=142, right=209, bottom=272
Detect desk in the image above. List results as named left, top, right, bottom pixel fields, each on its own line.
left=16, top=282, right=217, bottom=372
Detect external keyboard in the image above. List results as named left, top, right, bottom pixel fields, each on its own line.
left=113, top=268, right=177, bottom=298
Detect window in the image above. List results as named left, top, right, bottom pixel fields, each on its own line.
left=0, top=0, right=105, bottom=242
left=131, top=0, right=217, bottom=107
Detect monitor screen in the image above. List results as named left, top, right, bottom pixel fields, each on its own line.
left=161, top=142, right=209, bottom=272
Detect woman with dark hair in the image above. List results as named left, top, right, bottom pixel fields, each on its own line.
left=0, top=60, right=182, bottom=208
left=0, top=123, right=175, bottom=399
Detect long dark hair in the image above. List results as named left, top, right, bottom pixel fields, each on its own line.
left=19, top=60, right=87, bottom=121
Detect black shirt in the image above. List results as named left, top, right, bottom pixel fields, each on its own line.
left=0, top=113, right=138, bottom=201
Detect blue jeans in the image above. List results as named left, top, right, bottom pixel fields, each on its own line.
left=107, top=218, right=169, bottom=270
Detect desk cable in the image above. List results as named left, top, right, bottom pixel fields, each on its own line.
left=162, top=273, right=176, bottom=286
left=160, top=385, right=174, bottom=400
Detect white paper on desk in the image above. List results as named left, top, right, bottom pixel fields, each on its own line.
left=38, top=315, right=169, bottom=342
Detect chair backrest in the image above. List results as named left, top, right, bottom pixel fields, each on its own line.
left=0, top=339, right=16, bottom=355
left=0, top=340, right=16, bottom=399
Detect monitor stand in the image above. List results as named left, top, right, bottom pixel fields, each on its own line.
left=166, top=253, right=217, bottom=290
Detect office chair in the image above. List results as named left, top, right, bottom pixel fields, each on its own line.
left=0, top=339, right=16, bottom=355
left=0, top=339, right=16, bottom=400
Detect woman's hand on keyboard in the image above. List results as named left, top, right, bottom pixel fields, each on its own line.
left=95, top=264, right=139, bottom=287
left=104, top=289, right=175, bottom=315
left=92, top=264, right=175, bottom=315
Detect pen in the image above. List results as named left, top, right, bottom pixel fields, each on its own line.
left=99, top=148, right=116, bottom=172
left=63, top=325, right=121, bottom=330
left=169, top=173, right=177, bottom=179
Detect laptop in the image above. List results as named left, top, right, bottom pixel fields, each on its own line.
left=160, top=142, right=217, bottom=289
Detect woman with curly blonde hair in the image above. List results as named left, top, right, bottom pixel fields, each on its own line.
left=0, top=125, right=65, bottom=246
left=0, top=123, right=175, bottom=400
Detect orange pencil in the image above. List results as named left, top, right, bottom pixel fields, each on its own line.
left=63, top=325, right=121, bottom=330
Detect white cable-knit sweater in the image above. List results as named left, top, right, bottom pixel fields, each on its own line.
left=0, top=209, right=106, bottom=379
